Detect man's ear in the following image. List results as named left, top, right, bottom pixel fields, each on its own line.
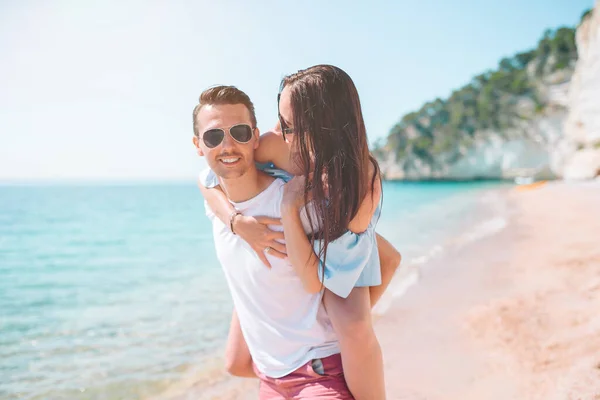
left=192, top=136, right=204, bottom=156
left=253, top=127, right=260, bottom=150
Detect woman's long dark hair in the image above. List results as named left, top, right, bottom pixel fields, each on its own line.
left=281, top=64, right=381, bottom=268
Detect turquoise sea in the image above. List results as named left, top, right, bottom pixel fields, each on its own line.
left=0, top=180, right=511, bottom=399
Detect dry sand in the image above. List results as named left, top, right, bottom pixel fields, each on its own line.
left=379, top=181, right=600, bottom=399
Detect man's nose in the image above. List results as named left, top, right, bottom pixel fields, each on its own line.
left=220, top=130, right=236, bottom=150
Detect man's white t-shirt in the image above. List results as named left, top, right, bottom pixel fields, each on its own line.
left=205, top=177, right=340, bottom=378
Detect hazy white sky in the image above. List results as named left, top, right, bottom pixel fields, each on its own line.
left=0, top=0, right=593, bottom=181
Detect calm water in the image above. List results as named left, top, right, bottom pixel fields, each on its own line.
left=0, top=180, right=510, bottom=399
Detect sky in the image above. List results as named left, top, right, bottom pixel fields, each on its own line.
left=0, top=0, right=594, bottom=181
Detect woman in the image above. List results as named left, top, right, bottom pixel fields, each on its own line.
left=200, top=65, right=401, bottom=399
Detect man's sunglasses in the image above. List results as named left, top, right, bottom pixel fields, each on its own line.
left=277, top=93, right=294, bottom=141
left=201, top=124, right=254, bottom=148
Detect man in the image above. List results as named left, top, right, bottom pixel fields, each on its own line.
left=192, top=85, right=355, bottom=399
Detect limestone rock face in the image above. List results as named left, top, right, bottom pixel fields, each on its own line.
left=554, top=2, right=600, bottom=180
left=376, top=4, right=600, bottom=181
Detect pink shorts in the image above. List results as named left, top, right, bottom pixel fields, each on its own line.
left=253, top=353, right=354, bottom=399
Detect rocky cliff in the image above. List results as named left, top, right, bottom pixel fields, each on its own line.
left=375, top=5, right=599, bottom=181
left=553, top=1, right=600, bottom=180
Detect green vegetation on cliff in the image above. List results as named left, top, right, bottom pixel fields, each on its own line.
left=375, top=26, right=578, bottom=164
left=581, top=8, right=593, bottom=23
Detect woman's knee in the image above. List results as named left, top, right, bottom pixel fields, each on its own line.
left=377, top=235, right=401, bottom=278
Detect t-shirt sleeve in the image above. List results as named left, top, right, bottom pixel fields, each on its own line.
left=198, top=168, right=219, bottom=219
left=313, top=228, right=381, bottom=298
left=256, top=162, right=294, bottom=182
left=300, top=204, right=382, bottom=298
left=199, top=167, right=220, bottom=189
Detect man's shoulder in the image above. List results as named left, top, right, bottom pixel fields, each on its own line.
left=239, top=177, right=285, bottom=216
left=198, top=167, right=219, bottom=189
left=257, top=177, right=286, bottom=204
left=268, top=177, right=286, bottom=190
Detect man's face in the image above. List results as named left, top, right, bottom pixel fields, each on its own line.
left=193, top=103, right=259, bottom=179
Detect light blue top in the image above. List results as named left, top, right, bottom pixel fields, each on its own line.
left=199, top=163, right=381, bottom=298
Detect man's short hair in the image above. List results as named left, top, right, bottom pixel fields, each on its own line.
left=193, top=85, right=257, bottom=137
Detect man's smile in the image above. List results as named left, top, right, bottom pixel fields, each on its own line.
left=218, top=156, right=241, bottom=166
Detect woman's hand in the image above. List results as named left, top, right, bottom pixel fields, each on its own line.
left=232, top=215, right=287, bottom=268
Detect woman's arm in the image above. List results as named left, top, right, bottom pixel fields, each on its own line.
left=197, top=178, right=286, bottom=267
left=345, top=167, right=402, bottom=305
left=281, top=176, right=322, bottom=294
left=254, top=130, right=296, bottom=173
left=280, top=176, right=402, bottom=300
left=197, top=178, right=239, bottom=227
left=347, top=163, right=382, bottom=234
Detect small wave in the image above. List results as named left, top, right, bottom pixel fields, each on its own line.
left=373, top=211, right=509, bottom=317
left=372, top=245, right=445, bottom=316
left=373, top=264, right=419, bottom=316
left=452, top=217, right=508, bottom=248
left=408, top=245, right=444, bottom=266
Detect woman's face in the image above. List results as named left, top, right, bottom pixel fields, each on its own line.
left=278, top=86, right=295, bottom=143
left=278, top=85, right=315, bottom=173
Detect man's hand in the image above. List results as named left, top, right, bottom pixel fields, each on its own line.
left=232, top=215, right=287, bottom=268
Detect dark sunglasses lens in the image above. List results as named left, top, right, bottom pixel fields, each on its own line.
left=203, top=129, right=224, bottom=148
left=230, top=125, right=253, bottom=143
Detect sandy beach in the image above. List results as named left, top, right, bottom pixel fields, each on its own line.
left=379, top=181, right=600, bottom=399
left=164, top=181, right=600, bottom=400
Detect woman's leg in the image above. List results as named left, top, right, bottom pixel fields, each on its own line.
left=224, top=309, right=256, bottom=378
left=369, top=233, right=401, bottom=307
left=323, top=287, right=385, bottom=400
